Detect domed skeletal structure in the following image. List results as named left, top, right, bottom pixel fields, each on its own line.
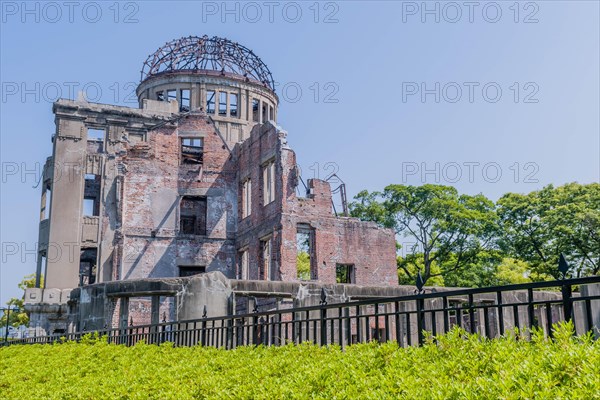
left=140, top=35, right=275, bottom=91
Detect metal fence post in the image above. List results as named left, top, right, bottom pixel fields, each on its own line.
left=468, top=294, right=475, bottom=334
left=561, top=284, right=573, bottom=323
left=9, top=274, right=600, bottom=350
left=201, top=305, right=207, bottom=346
left=527, top=288, right=535, bottom=331
left=417, top=298, right=425, bottom=345
left=320, top=288, right=327, bottom=346
left=252, top=299, right=259, bottom=346
left=558, top=253, right=574, bottom=330
left=160, top=313, right=166, bottom=344
left=416, top=272, right=426, bottom=345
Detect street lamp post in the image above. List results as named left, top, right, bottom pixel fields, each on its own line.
left=1, top=306, right=19, bottom=344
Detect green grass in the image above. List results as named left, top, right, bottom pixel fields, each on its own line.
left=0, top=322, right=598, bottom=399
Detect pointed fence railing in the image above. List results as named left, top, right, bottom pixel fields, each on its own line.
left=4, top=276, right=600, bottom=348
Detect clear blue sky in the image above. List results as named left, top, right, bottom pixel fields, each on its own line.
left=1, top=1, right=599, bottom=304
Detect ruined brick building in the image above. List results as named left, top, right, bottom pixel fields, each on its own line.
left=26, top=36, right=398, bottom=333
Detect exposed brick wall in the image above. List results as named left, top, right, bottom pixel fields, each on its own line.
left=235, top=123, right=285, bottom=280
left=45, top=101, right=396, bottom=292
left=128, top=297, right=153, bottom=327
left=118, top=113, right=238, bottom=280
left=236, top=123, right=397, bottom=286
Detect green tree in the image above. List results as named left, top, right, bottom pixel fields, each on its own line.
left=494, top=257, right=553, bottom=285
left=296, top=232, right=311, bottom=280
left=351, top=184, right=498, bottom=286
left=296, top=251, right=310, bottom=280
left=396, top=254, right=445, bottom=286
left=1, top=274, right=40, bottom=328
left=497, top=183, right=599, bottom=278
left=440, top=250, right=501, bottom=288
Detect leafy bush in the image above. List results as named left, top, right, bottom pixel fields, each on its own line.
left=0, top=322, right=598, bottom=399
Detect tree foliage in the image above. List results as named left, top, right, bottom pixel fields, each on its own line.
left=296, top=251, right=311, bottom=280
left=296, top=232, right=311, bottom=280
left=351, top=184, right=498, bottom=286
left=1, top=274, right=40, bottom=328
left=497, top=183, right=600, bottom=278
left=351, top=183, right=598, bottom=287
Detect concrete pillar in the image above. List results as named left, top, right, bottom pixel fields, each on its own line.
left=234, top=89, right=241, bottom=120
left=580, top=283, right=600, bottom=338
left=225, top=91, right=230, bottom=117
left=241, top=89, right=248, bottom=121
left=45, top=118, right=87, bottom=289
left=199, top=83, right=206, bottom=112
left=35, top=254, right=44, bottom=288
left=248, top=296, right=257, bottom=344
left=151, top=296, right=160, bottom=325
left=248, top=296, right=257, bottom=314
left=215, top=90, right=220, bottom=116
left=119, top=297, right=129, bottom=329
left=177, top=272, right=232, bottom=320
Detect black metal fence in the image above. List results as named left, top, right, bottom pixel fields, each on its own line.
left=5, top=276, right=600, bottom=348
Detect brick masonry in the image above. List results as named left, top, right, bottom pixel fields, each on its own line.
left=40, top=97, right=398, bottom=301
left=236, top=122, right=397, bottom=286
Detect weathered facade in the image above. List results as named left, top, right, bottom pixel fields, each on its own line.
left=26, top=35, right=397, bottom=334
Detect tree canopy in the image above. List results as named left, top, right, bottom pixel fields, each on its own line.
left=1, top=274, right=40, bottom=328
left=351, top=182, right=599, bottom=287
left=497, top=183, right=599, bottom=279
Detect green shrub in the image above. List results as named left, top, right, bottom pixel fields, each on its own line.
left=0, top=322, right=598, bottom=399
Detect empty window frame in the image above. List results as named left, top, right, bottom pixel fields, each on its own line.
left=82, top=199, right=95, bottom=216
left=87, top=128, right=104, bottom=153
left=156, top=91, right=165, bottom=101
left=219, top=92, right=227, bottom=116
left=180, top=89, right=191, bottom=112
left=87, top=128, right=104, bottom=142
left=262, top=102, right=268, bottom=123
left=181, top=137, right=203, bottom=164
left=41, top=184, right=51, bottom=220
left=252, top=98, right=259, bottom=122
left=229, top=93, right=238, bottom=117
left=179, top=196, right=207, bottom=235
left=178, top=265, right=206, bottom=277
left=336, top=264, right=355, bottom=284
left=241, top=179, right=252, bottom=218
left=238, top=249, right=249, bottom=280
left=296, top=224, right=314, bottom=281
left=83, top=174, right=100, bottom=216
left=262, top=160, right=275, bottom=205
left=167, top=90, right=177, bottom=102
left=79, top=248, right=97, bottom=286
left=39, top=255, right=47, bottom=288
left=206, top=90, right=216, bottom=114
left=260, top=237, right=272, bottom=280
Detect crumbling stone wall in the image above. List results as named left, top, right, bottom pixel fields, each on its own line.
left=32, top=94, right=399, bottom=335
left=41, top=96, right=398, bottom=297
left=120, top=114, right=238, bottom=281
left=236, top=122, right=397, bottom=286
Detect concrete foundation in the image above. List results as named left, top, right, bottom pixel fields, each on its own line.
left=24, top=272, right=599, bottom=341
